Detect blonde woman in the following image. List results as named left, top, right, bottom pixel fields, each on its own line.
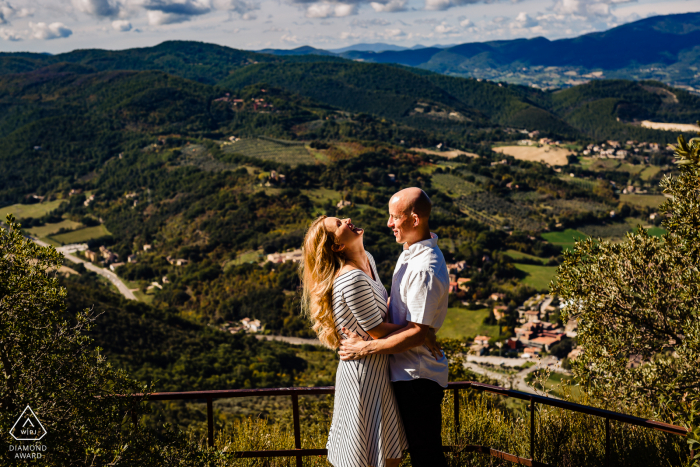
left=300, top=215, right=439, bottom=467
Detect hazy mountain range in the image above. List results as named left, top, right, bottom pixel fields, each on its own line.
left=259, top=12, right=700, bottom=91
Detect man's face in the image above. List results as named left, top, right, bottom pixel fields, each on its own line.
left=387, top=198, right=415, bottom=244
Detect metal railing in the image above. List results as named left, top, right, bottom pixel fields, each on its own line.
left=129, top=381, right=689, bottom=467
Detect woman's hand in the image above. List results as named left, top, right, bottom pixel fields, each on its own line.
left=424, top=328, right=443, bottom=361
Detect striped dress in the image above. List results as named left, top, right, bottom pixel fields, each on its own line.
left=326, top=252, right=408, bottom=467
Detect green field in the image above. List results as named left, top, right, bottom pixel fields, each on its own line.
left=541, top=228, right=588, bottom=250
left=27, top=219, right=82, bottom=238
left=504, top=249, right=546, bottom=263
left=0, top=199, right=66, bottom=220
left=514, top=264, right=559, bottom=291
left=223, top=138, right=317, bottom=166
left=619, top=194, right=667, bottom=208
left=439, top=308, right=500, bottom=340
left=224, top=250, right=263, bottom=270
left=639, top=166, right=662, bottom=181
left=50, top=225, right=112, bottom=244
left=432, top=173, right=480, bottom=197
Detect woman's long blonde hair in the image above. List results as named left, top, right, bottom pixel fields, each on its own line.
left=299, top=215, right=345, bottom=349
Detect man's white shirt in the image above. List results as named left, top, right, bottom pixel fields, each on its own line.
left=389, top=233, right=450, bottom=387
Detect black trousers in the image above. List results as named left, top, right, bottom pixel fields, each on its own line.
left=392, top=379, right=448, bottom=467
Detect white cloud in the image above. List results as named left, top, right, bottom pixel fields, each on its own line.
left=112, top=19, right=132, bottom=30
left=213, top=0, right=260, bottom=18
left=459, top=18, right=473, bottom=27
left=0, top=26, right=21, bottom=40
left=370, top=0, right=407, bottom=12
left=281, top=32, right=298, bottom=42
left=1, top=1, right=32, bottom=24
left=306, top=2, right=357, bottom=18
left=73, top=0, right=121, bottom=18
left=434, top=21, right=455, bottom=33
left=351, top=17, right=390, bottom=27
left=384, top=27, right=405, bottom=37
left=513, top=11, right=537, bottom=27
left=424, top=0, right=486, bottom=11
left=553, top=0, right=634, bottom=19
left=30, top=22, right=73, bottom=40
left=144, top=0, right=211, bottom=24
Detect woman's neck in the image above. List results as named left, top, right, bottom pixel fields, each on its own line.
left=344, top=245, right=369, bottom=272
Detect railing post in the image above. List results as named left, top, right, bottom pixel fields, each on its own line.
left=291, top=393, right=302, bottom=467
left=605, top=418, right=610, bottom=466
left=530, top=398, right=536, bottom=462
left=206, top=397, right=214, bottom=448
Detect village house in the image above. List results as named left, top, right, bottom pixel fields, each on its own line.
left=493, top=305, right=508, bottom=321
left=99, top=245, right=118, bottom=263
left=84, top=250, right=99, bottom=262
left=127, top=254, right=138, bottom=263
left=522, top=347, right=541, bottom=358
left=489, top=292, right=506, bottom=302
left=447, top=260, right=467, bottom=273
left=109, top=262, right=125, bottom=271
left=241, top=317, right=262, bottom=333
left=166, top=256, right=189, bottom=266
left=143, top=244, right=152, bottom=251
left=336, top=200, right=352, bottom=210
left=267, top=249, right=303, bottom=264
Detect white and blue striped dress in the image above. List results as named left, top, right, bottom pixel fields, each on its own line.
left=326, top=252, right=409, bottom=467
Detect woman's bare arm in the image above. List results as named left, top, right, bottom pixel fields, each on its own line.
left=366, top=322, right=404, bottom=340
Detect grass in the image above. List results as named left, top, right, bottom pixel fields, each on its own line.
left=50, top=225, right=112, bottom=244
left=541, top=228, right=588, bottom=250
left=27, top=219, right=82, bottom=238
left=619, top=194, right=668, bottom=208
left=640, top=166, right=662, bottom=180
left=504, top=249, right=546, bottom=263
left=301, top=188, right=342, bottom=204
left=224, top=250, right=263, bottom=270
left=0, top=199, right=66, bottom=220
left=514, top=264, right=559, bottom=291
left=440, top=308, right=500, bottom=340
left=222, top=138, right=317, bottom=166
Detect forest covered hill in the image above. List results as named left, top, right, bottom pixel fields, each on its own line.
left=0, top=42, right=696, bottom=408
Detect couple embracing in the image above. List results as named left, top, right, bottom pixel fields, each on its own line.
left=300, top=188, right=450, bottom=467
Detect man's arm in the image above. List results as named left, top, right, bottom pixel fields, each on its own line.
left=339, top=322, right=432, bottom=359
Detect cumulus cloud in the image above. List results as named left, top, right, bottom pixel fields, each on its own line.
left=370, top=0, right=407, bottom=12
left=112, top=19, right=132, bottom=30
left=513, top=11, right=537, bottom=27
left=73, top=0, right=121, bottom=18
left=424, top=0, right=485, bottom=11
left=30, top=21, right=72, bottom=39
left=0, top=26, right=21, bottom=40
left=305, top=2, right=357, bottom=17
left=459, top=18, right=473, bottom=27
left=213, top=0, right=260, bottom=18
left=553, top=0, right=633, bottom=18
left=1, top=1, right=33, bottom=24
left=434, top=21, right=455, bottom=33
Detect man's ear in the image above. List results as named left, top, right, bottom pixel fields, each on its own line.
left=412, top=213, right=420, bottom=227
left=332, top=243, right=345, bottom=253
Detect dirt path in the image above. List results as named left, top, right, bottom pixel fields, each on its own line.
left=492, top=145, right=572, bottom=166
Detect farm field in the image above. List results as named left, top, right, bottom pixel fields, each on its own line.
left=492, top=145, right=572, bottom=166
left=224, top=250, right=264, bottom=270
left=432, top=173, right=480, bottom=197
left=640, top=121, right=700, bottom=132
left=51, top=225, right=112, bottom=244
left=410, top=147, right=478, bottom=159
left=639, top=166, right=662, bottom=180
left=0, top=199, right=66, bottom=220
left=514, top=264, right=559, bottom=290
left=541, top=228, right=587, bottom=250
left=28, top=219, right=82, bottom=238
left=578, top=223, right=631, bottom=238
left=504, top=249, right=546, bottom=263
left=222, top=138, right=317, bottom=166
left=440, top=308, right=500, bottom=340
left=635, top=226, right=667, bottom=237
left=619, top=194, right=667, bottom=207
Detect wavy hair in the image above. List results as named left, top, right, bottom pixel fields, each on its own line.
left=299, top=215, right=345, bottom=349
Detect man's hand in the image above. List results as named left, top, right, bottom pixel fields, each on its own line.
left=338, top=327, right=370, bottom=361
left=424, top=328, right=443, bottom=361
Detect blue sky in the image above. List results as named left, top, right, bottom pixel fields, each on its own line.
left=0, top=0, right=697, bottom=53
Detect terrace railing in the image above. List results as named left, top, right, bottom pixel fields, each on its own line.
left=128, top=381, right=690, bottom=467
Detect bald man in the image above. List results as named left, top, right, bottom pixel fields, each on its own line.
left=339, top=188, right=450, bottom=467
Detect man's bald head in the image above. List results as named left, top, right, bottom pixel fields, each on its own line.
left=390, top=187, right=432, bottom=219
left=387, top=188, right=432, bottom=246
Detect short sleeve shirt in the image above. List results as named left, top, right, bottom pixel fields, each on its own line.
left=389, top=233, right=450, bottom=387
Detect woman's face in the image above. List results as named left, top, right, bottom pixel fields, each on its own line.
left=323, top=217, right=363, bottom=252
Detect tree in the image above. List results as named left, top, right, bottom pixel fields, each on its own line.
left=552, top=132, right=700, bottom=463
left=0, top=216, right=215, bottom=466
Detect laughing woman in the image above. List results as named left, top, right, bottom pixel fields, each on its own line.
left=300, top=215, right=432, bottom=467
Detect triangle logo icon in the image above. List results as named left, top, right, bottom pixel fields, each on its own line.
left=10, top=406, right=47, bottom=441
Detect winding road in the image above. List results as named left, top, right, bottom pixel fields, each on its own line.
left=33, top=238, right=137, bottom=300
